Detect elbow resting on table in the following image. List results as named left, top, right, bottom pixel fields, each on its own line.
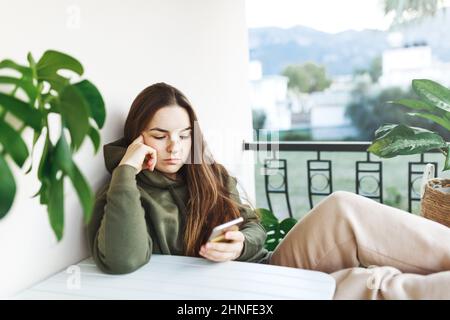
left=91, top=242, right=152, bottom=275
left=101, top=253, right=151, bottom=275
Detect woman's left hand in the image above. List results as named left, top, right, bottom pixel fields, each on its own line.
left=199, top=231, right=245, bottom=262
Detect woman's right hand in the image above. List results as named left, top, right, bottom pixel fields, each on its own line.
left=118, top=134, right=157, bottom=174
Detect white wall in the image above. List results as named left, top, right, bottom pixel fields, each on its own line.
left=0, top=0, right=254, bottom=297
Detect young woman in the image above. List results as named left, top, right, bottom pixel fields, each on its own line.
left=88, top=82, right=450, bottom=300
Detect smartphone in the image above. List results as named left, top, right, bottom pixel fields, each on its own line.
left=207, top=217, right=244, bottom=243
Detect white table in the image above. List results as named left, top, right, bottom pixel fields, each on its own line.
left=15, top=255, right=336, bottom=300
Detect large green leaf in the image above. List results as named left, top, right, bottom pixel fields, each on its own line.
left=36, top=50, right=84, bottom=91
left=37, top=138, right=53, bottom=181
left=36, top=50, right=83, bottom=75
left=407, top=112, right=450, bottom=131
left=0, top=93, right=42, bottom=131
left=48, top=174, right=64, bottom=241
left=257, top=208, right=298, bottom=251
left=38, top=74, right=69, bottom=92
left=0, top=119, right=29, bottom=167
left=265, top=227, right=279, bottom=251
left=257, top=208, right=278, bottom=227
left=279, top=218, right=297, bottom=236
left=31, top=180, right=45, bottom=199
left=27, top=52, right=37, bottom=80
left=391, top=99, right=444, bottom=114
left=35, top=178, right=50, bottom=205
left=59, top=85, right=90, bottom=150
left=68, top=163, right=94, bottom=223
left=0, top=153, right=16, bottom=219
left=373, top=124, right=397, bottom=139
left=412, top=79, right=450, bottom=113
left=46, top=95, right=61, bottom=114
left=88, top=126, right=100, bottom=153
left=263, top=218, right=297, bottom=251
left=0, top=59, right=32, bottom=78
left=0, top=76, right=37, bottom=102
left=74, top=80, right=106, bottom=129
left=368, top=124, right=447, bottom=158
left=36, top=138, right=54, bottom=206
left=55, top=133, right=94, bottom=223
left=54, top=133, right=74, bottom=176
left=24, top=130, right=43, bottom=174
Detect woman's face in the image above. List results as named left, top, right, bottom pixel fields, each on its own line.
left=142, top=105, right=192, bottom=178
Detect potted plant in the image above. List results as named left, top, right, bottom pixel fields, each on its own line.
left=368, top=79, right=450, bottom=226
left=0, top=50, right=105, bottom=240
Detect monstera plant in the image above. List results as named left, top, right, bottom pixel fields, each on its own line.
left=257, top=208, right=297, bottom=251
left=368, top=79, right=450, bottom=171
left=0, top=50, right=105, bottom=240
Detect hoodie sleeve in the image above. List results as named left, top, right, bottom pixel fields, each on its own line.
left=227, top=176, right=268, bottom=262
left=87, top=165, right=152, bottom=274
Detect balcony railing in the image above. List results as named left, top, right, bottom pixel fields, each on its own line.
left=243, top=141, right=443, bottom=218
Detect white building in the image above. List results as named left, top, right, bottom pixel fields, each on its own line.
left=249, top=60, right=292, bottom=130
left=303, top=75, right=361, bottom=140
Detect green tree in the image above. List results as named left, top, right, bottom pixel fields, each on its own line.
left=282, top=62, right=331, bottom=94
left=369, top=56, right=383, bottom=83
left=353, top=56, right=382, bottom=83
left=345, top=83, right=450, bottom=140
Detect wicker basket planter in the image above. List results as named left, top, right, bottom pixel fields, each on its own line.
left=421, top=179, right=450, bottom=228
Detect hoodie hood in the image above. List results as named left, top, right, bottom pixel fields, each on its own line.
left=103, top=137, right=186, bottom=189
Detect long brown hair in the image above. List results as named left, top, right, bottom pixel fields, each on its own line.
left=124, top=82, right=252, bottom=256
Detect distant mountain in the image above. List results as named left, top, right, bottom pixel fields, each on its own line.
left=249, top=10, right=450, bottom=76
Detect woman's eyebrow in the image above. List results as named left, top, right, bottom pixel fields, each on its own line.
left=148, top=126, right=191, bottom=133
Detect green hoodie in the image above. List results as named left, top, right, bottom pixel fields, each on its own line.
left=87, top=137, right=271, bottom=274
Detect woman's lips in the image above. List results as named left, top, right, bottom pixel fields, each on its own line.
left=163, top=159, right=181, bottom=164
